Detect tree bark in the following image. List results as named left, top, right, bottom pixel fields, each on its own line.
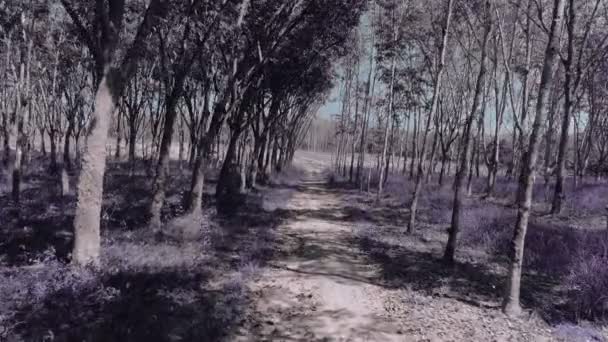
left=128, top=118, right=137, bottom=163
left=115, top=109, right=122, bottom=160
left=444, top=1, right=492, bottom=264
left=64, top=119, right=74, bottom=170
left=503, top=0, right=566, bottom=317
left=149, top=91, right=182, bottom=233
left=407, top=0, right=454, bottom=233
left=377, top=55, right=396, bottom=203
left=72, top=74, right=116, bottom=266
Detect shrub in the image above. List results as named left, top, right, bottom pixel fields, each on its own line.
left=459, top=205, right=516, bottom=253
left=564, top=255, right=608, bottom=322
left=269, top=165, right=306, bottom=186
left=565, top=183, right=608, bottom=216
left=458, top=203, right=608, bottom=321
left=0, top=253, right=100, bottom=339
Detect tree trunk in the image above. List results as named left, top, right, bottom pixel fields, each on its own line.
left=186, top=106, right=227, bottom=217
left=49, top=131, right=58, bottom=172
left=409, top=108, right=418, bottom=180
left=11, top=64, right=25, bottom=205
left=217, top=129, right=241, bottom=198
left=349, top=57, right=361, bottom=183
left=551, top=0, right=576, bottom=214
left=2, top=114, right=9, bottom=165
left=129, top=118, right=137, bottom=163
left=468, top=86, right=489, bottom=196
left=149, top=93, right=181, bottom=233
left=427, top=124, right=439, bottom=183
left=115, top=111, right=122, bottom=160
left=358, top=54, right=376, bottom=187
left=64, top=121, right=73, bottom=170
left=439, top=152, right=447, bottom=186
left=403, top=115, right=410, bottom=175
left=444, top=2, right=492, bottom=264
left=72, top=75, right=116, bottom=266
left=503, top=0, right=566, bottom=317
left=407, top=0, right=454, bottom=233
left=377, top=56, right=396, bottom=203
left=178, top=121, right=185, bottom=168
left=41, top=128, right=46, bottom=156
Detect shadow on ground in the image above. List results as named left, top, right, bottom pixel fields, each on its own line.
left=13, top=269, right=242, bottom=342
left=0, top=160, right=215, bottom=267
left=1, top=159, right=291, bottom=342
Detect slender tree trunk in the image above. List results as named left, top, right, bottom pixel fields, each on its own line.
left=40, top=128, right=46, bottom=157
left=187, top=106, right=228, bottom=217
left=468, top=87, right=488, bottom=195
left=444, top=2, right=492, bottom=264
left=64, top=120, right=73, bottom=170
left=403, top=115, right=410, bottom=175
left=439, top=150, right=447, bottom=186
left=3, top=122, right=11, bottom=164
left=512, top=0, right=534, bottom=182
left=409, top=108, right=418, bottom=180
left=377, top=56, right=396, bottom=203
left=427, top=123, right=439, bottom=183
left=11, top=63, right=26, bottom=204
left=487, top=76, right=507, bottom=196
left=551, top=0, right=576, bottom=214
left=358, top=59, right=376, bottom=188
left=178, top=120, right=185, bottom=167
left=129, top=118, right=137, bottom=163
left=407, top=0, right=454, bottom=233
left=49, top=131, right=58, bottom=172
left=149, top=92, right=181, bottom=233
left=217, top=129, right=242, bottom=198
left=115, top=111, right=122, bottom=160
left=60, top=164, right=70, bottom=196
left=503, top=0, right=566, bottom=316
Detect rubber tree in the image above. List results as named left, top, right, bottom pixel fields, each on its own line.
left=62, top=0, right=164, bottom=266
left=375, top=0, right=400, bottom=204
left=551, top=0, right=605, bottom=214
left=407, top=0, right=454, bottom=234
left=186, top=0, right=366, bottom=215
left=443, top=0, right=493, bottom=265
left=502, top=0, right=567, bottom=316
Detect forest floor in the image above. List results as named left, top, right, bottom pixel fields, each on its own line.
left=1, top=151, right=607, bottom=341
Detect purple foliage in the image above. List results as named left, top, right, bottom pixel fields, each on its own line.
left=459, top=206, right=516, bottom=252
left=0, top=252, right=100, bottom=338
left=564, top=255, right=608, bottom=321
left=565, top=183, right=608, bottom=216
left=458, top=202, right=608, bottom=321
left=554, top=323, right=606, bottom=342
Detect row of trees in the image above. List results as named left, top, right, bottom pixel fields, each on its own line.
left=0, top=0, right=366, bottom=265
left=331, top=0, right=608, bottom=316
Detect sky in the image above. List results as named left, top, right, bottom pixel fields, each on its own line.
left=317, top=87, right=342, bottom=119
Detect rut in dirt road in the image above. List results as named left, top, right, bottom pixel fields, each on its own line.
left=237, top=173, right=405, bottom=341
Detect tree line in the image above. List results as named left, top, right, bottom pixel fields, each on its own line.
left=330, top=0, right=608, bottom=316
left=0, top=0, right=366, bottom=265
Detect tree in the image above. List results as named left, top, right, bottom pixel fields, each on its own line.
left=443, top=0, right=493, bottom=264
left=551, top=0, right=607, bottom=214
left=62, top=0, right=165, bottom=266
left=502, top=0, right=567, bottom=316
left=407, top=0, right=454, bottom=234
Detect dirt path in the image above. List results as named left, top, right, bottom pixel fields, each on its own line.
left=237, top=156, right=404, bottom=341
